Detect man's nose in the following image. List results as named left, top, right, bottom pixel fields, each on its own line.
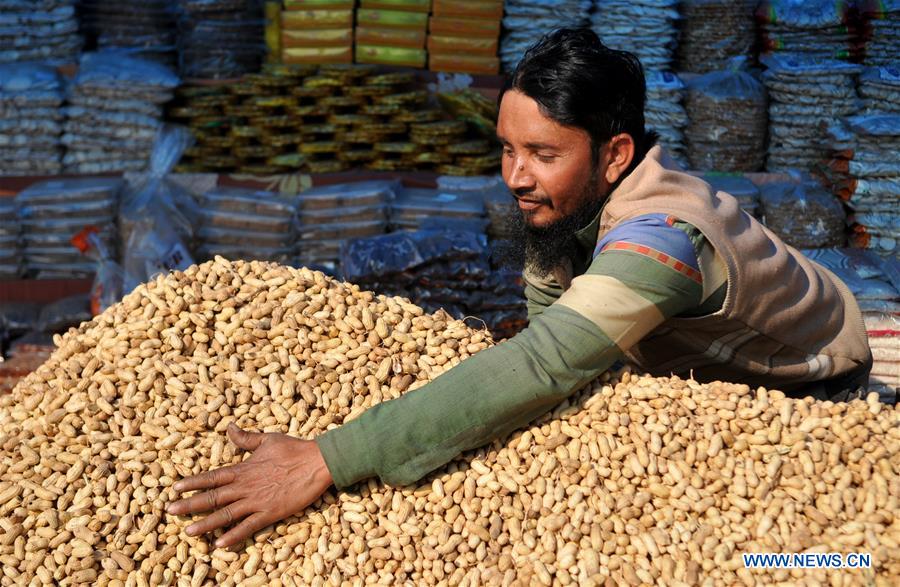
left=505, top=156, right=535, bottom=191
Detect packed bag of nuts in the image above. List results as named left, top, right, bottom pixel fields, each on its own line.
left=0, top=62, right=65, bottom=176
left=684, top=61, right=768, bottom=172
left=0, top=257, right=897, bottom=586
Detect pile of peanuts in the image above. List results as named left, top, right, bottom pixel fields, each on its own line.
left=0, top=257, right=897, bottom=587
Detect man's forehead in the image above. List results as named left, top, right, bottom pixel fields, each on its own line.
left=497, top=90, right=588, bottom=147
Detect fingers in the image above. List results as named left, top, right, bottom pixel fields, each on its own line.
left=184, top=499, right=254, bottom=538
left=214, top=512, right=272, bottom=549
left=172, top=466, right=236, bottom=494
left=227, top=422, right=265, bottom=451
left=166, top=483, right=243, bottom=516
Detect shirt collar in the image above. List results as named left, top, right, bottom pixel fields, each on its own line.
left=571, top=206, right=604, bottom=270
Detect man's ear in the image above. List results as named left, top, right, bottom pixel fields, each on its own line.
left=603, top=133, right=636, bottom=186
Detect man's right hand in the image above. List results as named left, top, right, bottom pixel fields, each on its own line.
left=166, top=423, right=333, bottom=549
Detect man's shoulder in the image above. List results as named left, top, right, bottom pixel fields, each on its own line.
left=594, top=213, right=701, bottom=272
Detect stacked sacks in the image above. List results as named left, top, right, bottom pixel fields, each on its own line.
left=194, top=187, right=298, bottom=265
left=822, top=114, right=900, bottom=257
left=295, top=181, right=396, bottom=273
left=757, top=0, right=857, bottom=62
left=355, top=0, right=430, bottom=70
left=427, top=0, right=503, bottom=75
left=801, top=248, right=899, bottom=401
left=761, top=53, right=861, bottom=172
left=758, top=179, right=846, bottom=249
left=77, top=0, right=178, bottom=67
left=0, top=63, right=65, bottom=176
left=0, top=199, right=19, bottom=279
left=63, top=52, right=180, bottom=174
left=390, top=186, right=486, bottom=232
left=859, top=66, right=900, bottom=114
left=802, top=248, right=899, bottom=316
left=15, top=178, right=122, bottom=279
left=590, top=0, right=680, bottom=72
left=500, top=0, right=590, bottom=73
left=684, top=64, right=768, bottom=172
left=645, top=71, right=688, bottom=168
left=435, top=174, right=507, bottom=237
left=281, top=0, right=356, bottom=66
left=859, top=0, right=900, bottom=66
left=0, top=0, right=81, bottom=64
left=176, top=0, right=266, bottom=79
left=677, top=0, right=757, bottom=73
left=864, top=312, right=899, bottom=401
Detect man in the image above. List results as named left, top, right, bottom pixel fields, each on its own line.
left=167, top=28, right=872, bottom=548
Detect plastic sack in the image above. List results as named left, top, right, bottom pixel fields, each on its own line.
left=418, top=217, right=490, bottom=234
left=802, top=248, right=900, bottom=314
left=0, top=200, right=17, bottom=238
left=74, top=51, right=180, bottom=94
left=176, top=2, right=266, bottom=79
left=0, top=61, right=63, bottom=96
left=199, top=225, right=296, bottom=248
left=757, top=0, right=849, bottom=27
left=685, top=59, right=768, bottom=171
left=342, top=229, right=487, bottom=283
left=199, top=187, right=296, bottom=216
left=391, top=187, right=486, bottom=222
left=197, top=208, right=295, bottom=233
left=0, top=302, right=41, bottom=335
left=417, top=258, right=491, bottom=281
left=36, top=294, right=92, bottom=333
left=436, top=174, right=504, bottom=192
left=677, top=0, right=757, bottom=73
left=687, top=58, right=765, bottom=103
left=761, top=53, right=862, bottom=78
left=759, top=179, right=846, bottom=248
left=119, top=125, right=196, bottom=292
left=195, top=243, right=293, bottom=264
left=297, top=180, right=399, bottom=211
left=72, top=226, right=127, bottom=315
left=15, top=178, right=122, bottom=208
left=414, top=230, right=488, bottom=263
left=589, top=0, right=679, bottom=71
left=340, top=232, right=425, bottom=281
left=863, top=312, right=899, bottom=398
left=298, top=204, right=388, bottom=225
left=859, top=66, right=900, bottom=113
left=296, top=221, right=385, bottom=242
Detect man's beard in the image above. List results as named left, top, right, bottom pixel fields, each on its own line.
left=497, top=171, right=604, bottom=278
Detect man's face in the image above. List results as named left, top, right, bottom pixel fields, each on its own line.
left=497, top=90, right=608, bottom=229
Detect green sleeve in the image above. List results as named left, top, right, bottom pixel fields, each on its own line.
left=316, top=303, right=619, bottom=488
left=317, top=236, right=706, bottom=489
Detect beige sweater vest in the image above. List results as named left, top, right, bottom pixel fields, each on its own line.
left=599, top=146, right=871, bottom=390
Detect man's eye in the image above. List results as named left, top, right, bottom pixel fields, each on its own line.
left=537, top=154, right=556, bottom=162
left=502, top=148, right=514, bottom=158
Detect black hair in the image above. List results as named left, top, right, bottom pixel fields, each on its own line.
left=500, top=27, right=657, bottom=170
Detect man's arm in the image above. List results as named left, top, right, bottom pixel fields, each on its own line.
left=318, top=217, right=708, bottom=488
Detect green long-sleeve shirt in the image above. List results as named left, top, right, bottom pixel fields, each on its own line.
left=316, top=212, right=727, bottom=488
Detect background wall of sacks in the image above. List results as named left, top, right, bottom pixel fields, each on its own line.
left=0, top=1, right=897, bottom=391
